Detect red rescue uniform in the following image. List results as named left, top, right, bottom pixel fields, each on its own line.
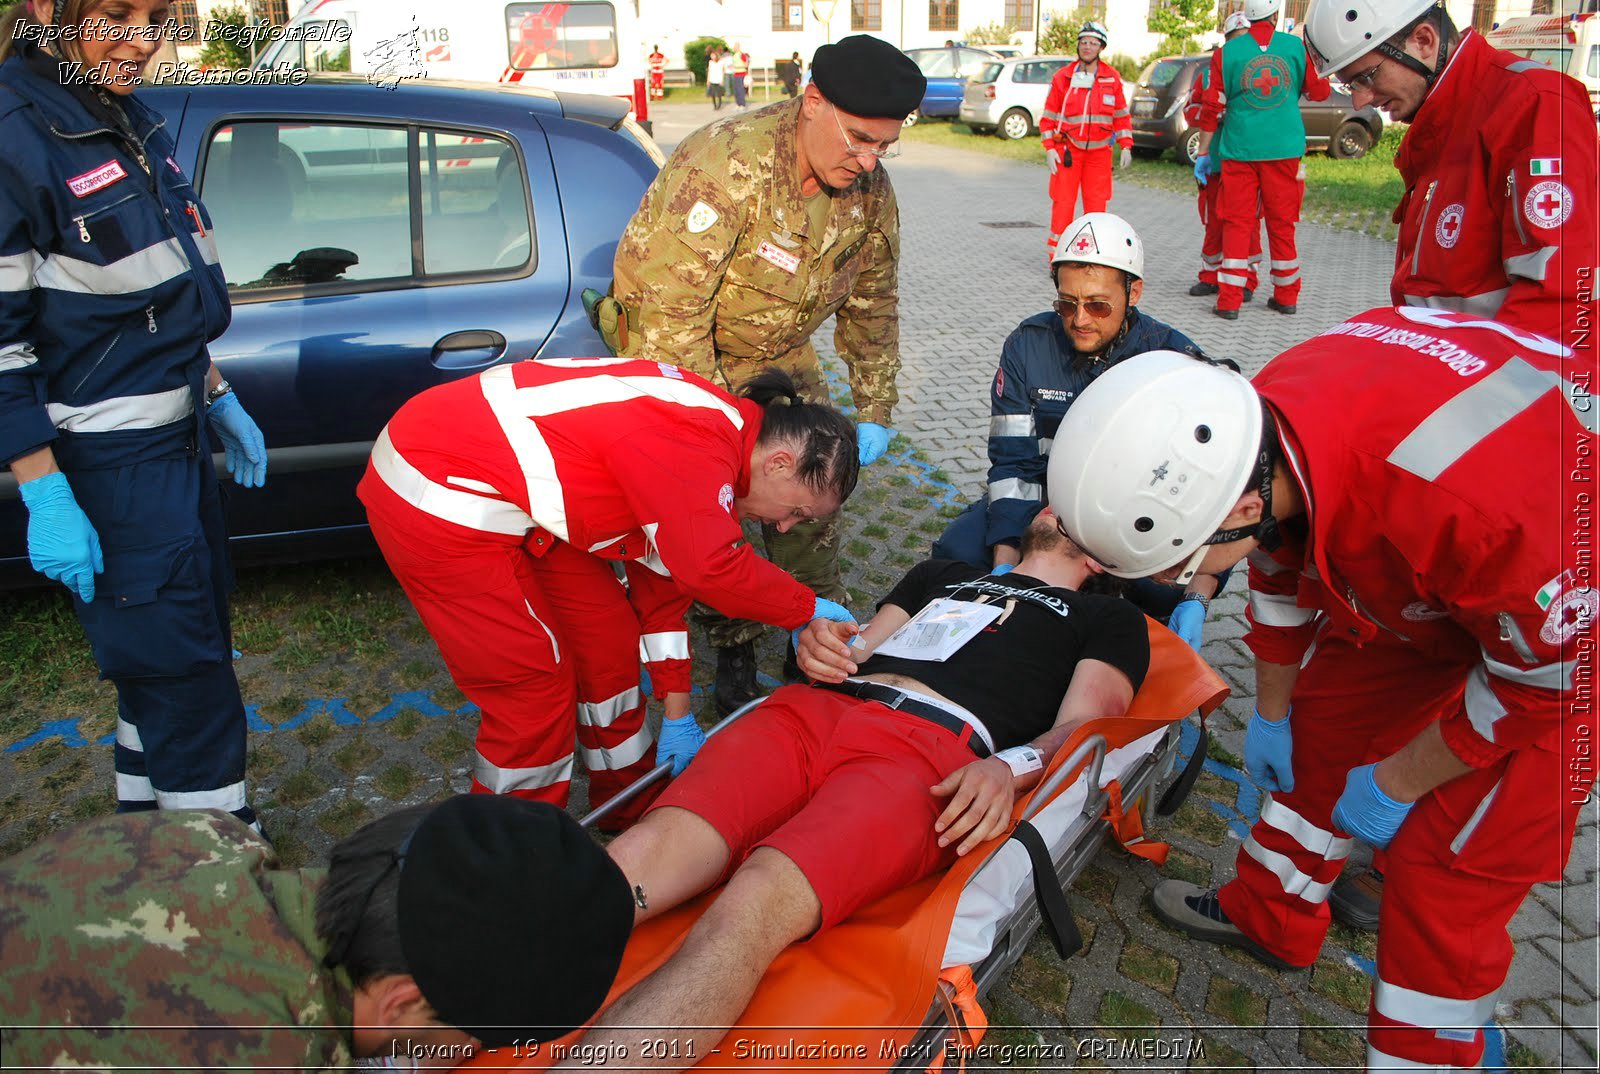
left=1227, top=306, right=1593, bottom=1070
left=357, top=359, right=816, bottom=816
left=1391, top=30, right=1597, bottom=345
left=1039, top=59, right=1131, bottom=254
left=648, top=50, right=666, bottom=99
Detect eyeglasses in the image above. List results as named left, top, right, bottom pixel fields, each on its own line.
left=1053, top=297, right=1117, bottom=321
left=831, top=104, right=900, bottom=159
left=1331, top=59, right=1384, bottom=95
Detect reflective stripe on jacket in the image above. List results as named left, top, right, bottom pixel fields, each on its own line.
left=1039, top=61, right=1131, bottom=152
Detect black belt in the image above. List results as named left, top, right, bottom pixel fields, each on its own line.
left=813, top=680, right=991, bottom=758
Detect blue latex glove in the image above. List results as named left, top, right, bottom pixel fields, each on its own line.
left=991, top=563, right=1014, bottom=575
left=1193, top=153, right=1211, bottom=187
left=793, top=596, right=857, bottom=650
left=857, top=422, right=891, bottom=466
left=657, top=714, right=708, bottom=777
left=19, top=472, right=103, bottom=603
left=1244, top=707, right=1295, bottom=793
left=1168, top=598, right=1206, bottom=652
left=208, top=392, right=268, bottom=488
left=1332, top=763, right=1415, bottom=849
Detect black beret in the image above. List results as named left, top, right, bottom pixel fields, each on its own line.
left=398, top=796, right=633, bottom=1048
left=810, top=34, right=926, bottom=118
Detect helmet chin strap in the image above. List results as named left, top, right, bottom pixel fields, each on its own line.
left=1375, top=5, right=1452, bottom=90
left=1180, top=403, right=1283, bottom=583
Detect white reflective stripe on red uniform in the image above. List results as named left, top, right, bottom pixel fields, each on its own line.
left=1503, top=248, right=1556, bottom=282
left=157, top=783, right=248, bottom=812
left=1250, top=589, right=1317, bottom=628
left=640, top=631, right=690, bottom=662
left=369, top=426, right=532, bottom=535
left=1448, top=775, right=1504, bottom=854
left=1402, top=289, right=1511, bottom=319
left=47, top=385, right=192, bottom=433
left=475, top=750, right=574, bottom=794
left=1260, top=793, right=1355, bottom=859
left=1374, top=979, right=1499, bottom=1043
left=578, top=686, right=644, bottom=730
left=579, top=723, right=655, bottom=771
left=1240, top=833, right=1336, bottom=902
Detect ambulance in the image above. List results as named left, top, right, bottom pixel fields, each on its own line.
left=253, top=1, right=648, bottom=111
left=1485, top=10, right=1600, bottom=117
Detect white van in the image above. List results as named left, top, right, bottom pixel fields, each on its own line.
left=1486, top=12, right=1600, bottom=116
left=254, top=0, right=645, bottom=104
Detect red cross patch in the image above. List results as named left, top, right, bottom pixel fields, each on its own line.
left=1523, top=181, right=1572, bottom=230
left=1434, top=203, right=1465, bottom=249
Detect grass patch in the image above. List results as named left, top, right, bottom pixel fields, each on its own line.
left=1173, top=801, right=1230, bottom=846
left=845, top=539, right=875, bottom=558
left=1097, top=990, right=1161, bottom=1043
left=331, top=738, right=381, bottom=776
left=1007, top=947, right=1071, bottom=1014
left=12, top=739, right=66, bottom=773
left=1075, top=862, right=1118, bottom=908
left=247, top=743, right=285, bottom=780
left=0, top=590, right=97, bottom=738
left=860, top=523, right=891, bottom=539
left=233, top=613, right=284, bottom=654
left=1205, top=976, right=1267, bottom=1028
left=1190, top=1036, right=1252, bottom=1072
left=424, top=726, right=474, bottom=768
left=1205, top=736, right=1244, bottom=770
left=259, top=695, right=304, bottom=726
left=40, top=756, right=91, bottom=799
left=66, top=789, right=116, bottom=822
left=431, top=685, right=469, bottom=712
left=268, top=825, right=311, bottom=869
left=375, top=762, right=421, bottom=800
left=295, top=713, right=339, bottom=750
left=385, top=708, right=426, bottom=740
left=1118, top=941, right=1180, bottom=994
left=273, top=638, right=322, bottom=672
left=902, top=119, right=1406, bottom=240
left=1310, top=958, right=1372, bottom=1013
left=273, top=768, right=328, bottom=808
left=1164, top=848, right=1212, bottom=887
left=317, top=797, right=372, bottom=840
left=1300, top=1011, right=1364, bottom=1069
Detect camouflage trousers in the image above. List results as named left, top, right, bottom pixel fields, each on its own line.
left=696, top=345, right=848, bottom=649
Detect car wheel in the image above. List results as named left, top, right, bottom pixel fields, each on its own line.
left=1131, top=146, right=1162, bottom=160
left=997, top=107, right=1031, bottom=140
left=1176, top=128, right=1204, bottom=166
left=902, top=109, right=921, bottom=129
left=1330, top=120, right=1374, bottom=160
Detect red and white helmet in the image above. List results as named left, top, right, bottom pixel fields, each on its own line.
left=1048, top=352, right=1261, bottom=581
left=1051, top=212, right=1144, bottom=280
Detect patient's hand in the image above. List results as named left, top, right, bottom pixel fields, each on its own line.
left=795, top=618, right=860, bottom=683
left=930, top=759, right=1015, bottom=856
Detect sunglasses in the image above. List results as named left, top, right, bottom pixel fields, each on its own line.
left=1053, top=297, right=1118, bottom=321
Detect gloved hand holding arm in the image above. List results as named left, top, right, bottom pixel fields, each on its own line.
left=18, top=468, right=103, bottom=603
left=1243, top=706, right=1294, bottom=793
left=792, top=596, right=857, bottom=652
left=1332, top=763, right=1414, bottom=848
left=208, top=391, right=268, bottom=488
left=856, top=422, right=891, bottom=465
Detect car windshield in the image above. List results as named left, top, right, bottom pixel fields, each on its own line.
left=1141, top=58, right=1188, bottom=89
left=974, top=62, right=1003, bottom=83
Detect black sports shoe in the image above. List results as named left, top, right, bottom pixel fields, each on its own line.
left=1267, top=298, right=1298, bottom=315
left=1213, top=307, right=1240, bottom=321
left=1188, top=281, right=1219, bottom=296
left=713, top=641, right=759, bottom=716
left=1328, top=866, right=1383, bottom=932
left=1243, top=287, right=1256, bottom=302
left=1149, top=880, right=1307, bottom=971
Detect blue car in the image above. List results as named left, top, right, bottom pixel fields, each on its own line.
left=0, top=77, right=662, bottom=583
left=903, top=45, right=1002, bottom=125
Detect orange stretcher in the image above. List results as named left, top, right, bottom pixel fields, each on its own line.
left=462, top=622, right=1227, bottom=1071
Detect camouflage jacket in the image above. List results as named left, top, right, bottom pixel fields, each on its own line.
left=0, top=811, right=354, bottom=1071
left=612, top=97, right=902, bottom=425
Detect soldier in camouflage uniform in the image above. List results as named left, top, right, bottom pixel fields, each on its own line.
left=0, top=796, right=631, bottom=1069
left=606, top=34, right=926, bottom=713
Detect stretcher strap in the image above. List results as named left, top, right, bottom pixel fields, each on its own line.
left=926, top=966, right=989, bottom=1073
left=1009, top=820, right=1083, bottom=959
left=1104, top=780, right=1170, bottom=865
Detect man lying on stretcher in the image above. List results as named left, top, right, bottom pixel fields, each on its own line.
left=556, top=508, right=1150, bottom=1072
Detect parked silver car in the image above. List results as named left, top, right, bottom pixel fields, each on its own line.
left=959, top=55, right=1072, bottom=140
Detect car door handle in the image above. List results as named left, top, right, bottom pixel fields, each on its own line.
left=431, top=330, right=507, bottom=371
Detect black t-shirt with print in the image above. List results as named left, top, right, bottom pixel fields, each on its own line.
left=857, top=559, right=1150, bottom=750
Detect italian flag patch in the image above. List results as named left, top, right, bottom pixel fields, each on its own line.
left=1535, top=572, right=1568, bottom=610
left=1529, top=158, right=1562, bottom=177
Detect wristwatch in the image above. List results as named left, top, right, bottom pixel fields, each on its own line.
left=1181, top=591, right=1211, bottom=607
left=995, top=745, right=1044, bottom=780
left=205, top=378, right=233, bottom=406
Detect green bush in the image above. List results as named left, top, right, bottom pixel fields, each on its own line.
left=1037, top=8, right=1091, bottom=56
left=196, top=4, right=251, bottom=70
left=683, top=36, right=728, bottom=86
left=1104, top=53, right=1143, bottom=81
left=964, top=22, right=1018, bottom=46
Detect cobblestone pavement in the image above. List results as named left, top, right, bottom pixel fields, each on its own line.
left=0, top=99, right=1591, bottom=1071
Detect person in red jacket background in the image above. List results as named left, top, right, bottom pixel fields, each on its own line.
left=1188, top=11, right=1261, bottom=300
left=1039, top=22, right=1132, bottom=258
left=357, top=363, right=860, bottom=827
left=648, top=44, right=666, bottom=100
left=1304, top=0, right=1596, bottom=346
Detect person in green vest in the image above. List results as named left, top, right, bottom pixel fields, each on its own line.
left=0, top=796, right=633, bottom=1069
left=1190, top=0, right=1330, bottom=320
left=1188, top=11, right=1261, bottom=301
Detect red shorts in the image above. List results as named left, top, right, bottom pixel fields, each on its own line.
left=651, top=684, right=980, bottom=929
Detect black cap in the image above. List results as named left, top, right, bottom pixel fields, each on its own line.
left=397, top=796, right=633, bottom=1048
left=810, top=35, right=926, bottom=119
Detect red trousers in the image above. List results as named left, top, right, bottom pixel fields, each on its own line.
left=1218, top=636, right=1590, bottom=1069
left=649, top=71, right=664, bottom=99
left=1198, top=173, right=1260, bottom=289
left=360, top=473, right=659, bottom=819
left=1046, top=145, right=1112, bottom=254
left=1218, top=158, right=1302, bottom=310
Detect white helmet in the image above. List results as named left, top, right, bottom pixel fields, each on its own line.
left=1243, top=0, right=1281, bottom=20
left=1051, top=212, right=1144, bottom=280
left=1303, top=0, right=1437, bottom=76
left=1078, top=22, right=1109, bottom=47
left=1047, top=352, right=1261, bottom=581
left=1222, top=12, right=1253, bottom=35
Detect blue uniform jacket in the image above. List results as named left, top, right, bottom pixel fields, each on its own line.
left=984, top=307, right=1203, bottom=549
left=0, top=47, right=230, bottom=469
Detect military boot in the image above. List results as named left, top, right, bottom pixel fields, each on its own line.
left=1328, top=866, right=1383, bottom=932
left=713, top=641, right=759, bottom=716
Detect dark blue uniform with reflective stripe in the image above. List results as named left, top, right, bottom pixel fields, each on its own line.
left=0, top=48, right=251, bottom=826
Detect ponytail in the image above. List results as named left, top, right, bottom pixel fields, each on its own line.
left=740, top=369, right=860, bottom=502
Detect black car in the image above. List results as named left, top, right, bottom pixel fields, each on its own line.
left=1129, top=54, right=1384, bottom=164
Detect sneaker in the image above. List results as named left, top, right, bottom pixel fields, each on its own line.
left=1188, top=281, right=1219, bottom=296
left=1267, top=298, right=1298, bottom=315
left=1328, top=866, right=1383, bottom=932
left=1149, top=880, right=1306, bottom=971
left=1243, top=287, right=1256, bottom=303
left=1213, top=307, right=1240, bottom=321
left=782, top=640, right=805, bottom=684
left=713, top=640, right=759, bottom=716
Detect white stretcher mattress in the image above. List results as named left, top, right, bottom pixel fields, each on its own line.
left=942, top=728, right=1169, bottom=967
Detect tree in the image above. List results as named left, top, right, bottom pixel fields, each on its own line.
left=964, top=22, right=1018, bottom=46
left=1037, top=6, right=1092, bottom=55
left=683, top=36, right=728, bottom=86
left=196, top=5, right=251, bottom=70
left=1146, top=0, right=1218, bottom=55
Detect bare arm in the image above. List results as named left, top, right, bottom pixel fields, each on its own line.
left=793, top=604, right=912, bottom=683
